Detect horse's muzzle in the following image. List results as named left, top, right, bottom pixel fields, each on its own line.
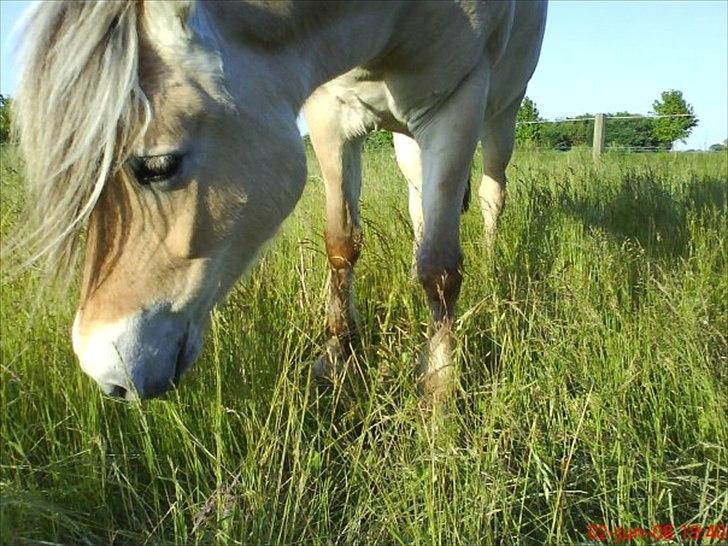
left=72, top=305, right=202, bottom=400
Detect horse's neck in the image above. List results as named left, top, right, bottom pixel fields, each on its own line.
left=209, top=1, right=402, bottom=108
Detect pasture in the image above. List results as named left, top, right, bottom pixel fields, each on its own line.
left=1, top=143, right=726, bottom=544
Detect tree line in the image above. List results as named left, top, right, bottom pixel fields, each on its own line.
left=1, top=91, right=723, bottom=151
left=515, top=90, right=702, bottom=151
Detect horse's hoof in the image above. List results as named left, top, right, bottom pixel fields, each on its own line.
left=417, top=360, right=454, bottom=404
left=312, top=353, right=336, bottom=381
left=312, top=339, right=347, bottom=384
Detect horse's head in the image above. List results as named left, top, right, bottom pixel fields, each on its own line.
left=15, top=1, right=306, bottom=399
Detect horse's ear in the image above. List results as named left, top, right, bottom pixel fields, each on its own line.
left=141, top=0, right=195, bottom=43
left=141, top=0, right=192, bottom=21
left=170, top=0, right=193, bottom=25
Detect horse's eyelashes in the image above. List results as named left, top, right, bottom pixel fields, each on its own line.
left=129, top=154, right=182, bottom=185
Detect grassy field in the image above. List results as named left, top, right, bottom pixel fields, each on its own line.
left=1, top=143, right=727, bottom=545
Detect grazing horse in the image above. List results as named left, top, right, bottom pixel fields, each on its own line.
left=13, top=1, right=546, bottom=400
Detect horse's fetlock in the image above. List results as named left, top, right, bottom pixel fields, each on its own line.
left=325, top=228, right=362, bottom=270
left=416, top=246, right=463, bottom=309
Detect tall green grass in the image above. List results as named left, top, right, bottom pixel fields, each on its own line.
left=1, top=144, right=726, bottom=544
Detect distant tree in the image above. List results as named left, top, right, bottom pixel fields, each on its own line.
left=541, top=123, right=572, bottom=151
left=515, top=96, right=542, bottom=145
left=566, top=114, right=594, bottom=147
left=0, top=94, right=11, bottom=144
left=709, top=142, right=726, bottom=152
left=605, top=112, right=659, bottom=150
left=540, top=114, right=594, bottom=151
left=651, top=90, right=698, bottom=150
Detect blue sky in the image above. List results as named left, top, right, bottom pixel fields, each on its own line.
left=1, top=1, right=726, bottom=150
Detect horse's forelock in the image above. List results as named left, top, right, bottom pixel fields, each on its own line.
left=8, top=0, right=150, bottom=288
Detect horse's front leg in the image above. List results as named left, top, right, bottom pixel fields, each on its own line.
left=411, top=63, right=490, bottom=403
left=304, top=92, right=364, bottom=381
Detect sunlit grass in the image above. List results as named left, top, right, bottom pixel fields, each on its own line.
left=1, top=143, right=726, bottom=544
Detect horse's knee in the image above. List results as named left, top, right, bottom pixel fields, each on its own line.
left=416, top=244, right=463, bottom=320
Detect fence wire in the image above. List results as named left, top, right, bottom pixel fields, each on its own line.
left=513, top=146, right=672, bottom=152
left=516, top=113, right=694, bottom=125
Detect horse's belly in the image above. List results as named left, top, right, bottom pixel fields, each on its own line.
left=322, top=72, right=410, bottom=137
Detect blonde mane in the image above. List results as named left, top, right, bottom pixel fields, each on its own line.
left=9, top=1, right=150, bottom=284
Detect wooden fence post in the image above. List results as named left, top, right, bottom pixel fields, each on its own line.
left=592, top=113, right=606, bottom=161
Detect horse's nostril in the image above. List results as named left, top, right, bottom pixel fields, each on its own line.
left=173, top=327, right=191, bottom=386
left=107, top=384, right=127, bottom=399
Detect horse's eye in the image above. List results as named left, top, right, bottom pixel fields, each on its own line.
left=129, top=153, right=183, bottom=185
